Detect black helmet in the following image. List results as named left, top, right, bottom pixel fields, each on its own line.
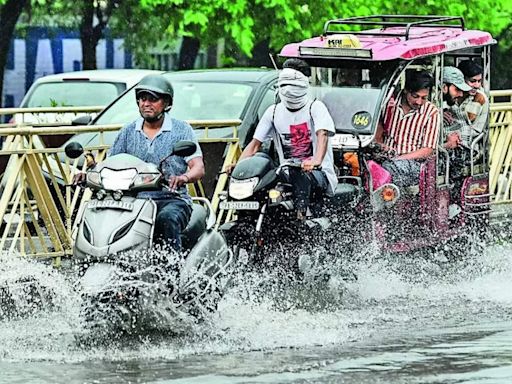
left=135, top=74, right=174, bottom=100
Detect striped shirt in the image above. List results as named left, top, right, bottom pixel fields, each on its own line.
left=383, top=95, right=440, bottom=156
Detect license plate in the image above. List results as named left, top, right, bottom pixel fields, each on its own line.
left=87, top=199, right=134, bottom=211
left=220, top=201, right=260, bottom=210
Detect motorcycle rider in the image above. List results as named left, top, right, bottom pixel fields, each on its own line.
left=228, top=58, right=337, bottom=219
left=75, top=74, right=204, bottom=250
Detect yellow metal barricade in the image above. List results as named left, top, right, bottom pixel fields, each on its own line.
left=489, top=90, right=512, bottom=203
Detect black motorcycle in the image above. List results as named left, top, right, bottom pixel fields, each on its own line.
left=219, top=153, right=358, bottom=271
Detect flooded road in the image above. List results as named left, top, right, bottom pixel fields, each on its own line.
left=1, top=243, right=512, bottom=384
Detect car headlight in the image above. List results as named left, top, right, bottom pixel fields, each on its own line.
left=131, top=172, right=161, bottom=188
left=228, top=177, right=259, bottom=200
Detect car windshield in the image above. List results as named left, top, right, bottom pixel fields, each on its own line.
left=25, top=82, right=124, bottom=107
left=310, top=64, right=394, bottom=134
left=94, top=81, right=254, bottom=125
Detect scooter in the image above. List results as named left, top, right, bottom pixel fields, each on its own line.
left=65, top=141, right=232, bottom=333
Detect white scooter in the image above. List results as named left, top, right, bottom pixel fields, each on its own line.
left=65, top=141, right=232, bottom=334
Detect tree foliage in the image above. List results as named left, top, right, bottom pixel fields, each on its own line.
left=138, top=0, right=511, bottom=55
left=2, top=0, right=512, bottom=106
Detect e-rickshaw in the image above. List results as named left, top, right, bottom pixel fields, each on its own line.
left=278, top=15, right=495, bottom=253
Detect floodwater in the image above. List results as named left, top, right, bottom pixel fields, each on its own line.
left=1, top=241, right=512, bottom=384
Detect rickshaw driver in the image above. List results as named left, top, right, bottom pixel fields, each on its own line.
left=375, top=70, right=440, bottom=188
left=228, top=58, right=337, bottom=220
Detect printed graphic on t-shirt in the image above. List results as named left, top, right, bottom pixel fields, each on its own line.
left=281, top=122, right=313, bottom=159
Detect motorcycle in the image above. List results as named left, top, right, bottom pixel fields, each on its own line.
left=219, top=152, right=359, bottom=273
left=65, top=141, right=232, bottom=334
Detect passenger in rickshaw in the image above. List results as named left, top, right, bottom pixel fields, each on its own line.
left=441, top=65, right=486, bottom=216
left=375, top=70, right=440, bottom=188
left=443, top=62, right=488, bottom=151
left=442, top=66, right=473, bottom=150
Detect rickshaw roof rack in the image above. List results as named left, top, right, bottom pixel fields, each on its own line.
left=324, top=15, right=465, bottom=41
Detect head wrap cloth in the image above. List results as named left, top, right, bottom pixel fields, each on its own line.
left=278, top=68, right=309, bottom=109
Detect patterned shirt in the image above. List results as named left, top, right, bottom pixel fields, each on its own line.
left=108, top=113, right=202, bottom=204
left=383, top=95, right=440, bottom=156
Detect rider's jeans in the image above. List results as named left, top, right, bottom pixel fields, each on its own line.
left=280, top=168, right=328, bottom=213
left=154, top=198, right=192, bottom=250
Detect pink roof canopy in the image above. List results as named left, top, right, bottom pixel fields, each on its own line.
left=280, top=16, right=495, bottom=61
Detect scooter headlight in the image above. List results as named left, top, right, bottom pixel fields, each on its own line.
left=100, top=168, right=137, bottom=190
left=131, top=172, right=161, bottom=188
left=228, top=177, right=259, bottom=200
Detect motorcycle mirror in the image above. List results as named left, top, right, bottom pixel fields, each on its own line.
left=158, top=141, right=197, bottom=172
left=172, top=141, right=197, bottom=157
left=64, top=142, right=84, bottom=159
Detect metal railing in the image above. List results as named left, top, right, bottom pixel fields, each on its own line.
left=1, top=90, right=512, bottom=260
left=489, top=90, right=512, bottom=203
left=0, top=113, right=242, bottom=263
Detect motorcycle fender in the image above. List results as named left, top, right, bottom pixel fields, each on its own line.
left=81, top=263, right=119, bottom=295
left=179, top=230, right=230, bottom=287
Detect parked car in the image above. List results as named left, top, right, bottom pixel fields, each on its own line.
left=13, top=68, right=164, bottom=147
left=65, top=68, right=279, bottom=150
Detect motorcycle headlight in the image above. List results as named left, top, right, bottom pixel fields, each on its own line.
left=131, top=172, right=161, bottom=188
left=229, top=177, right=259, bottom=200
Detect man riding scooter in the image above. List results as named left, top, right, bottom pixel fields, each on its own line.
left=227, top=59, right=337, bottom=219
left=75, top=74, right=205, bottom=250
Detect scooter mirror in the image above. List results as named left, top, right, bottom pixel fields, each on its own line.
left=172, top=141, right=197, bottom=157
left=64, top=142, right=84, bottom=159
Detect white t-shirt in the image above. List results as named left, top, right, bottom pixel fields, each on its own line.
left=254, top=100, right=337, bottom=194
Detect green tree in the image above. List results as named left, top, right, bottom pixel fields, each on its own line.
left=25, top=0, right=122, bottom=70
left=137, top=0, right=512, bottom=81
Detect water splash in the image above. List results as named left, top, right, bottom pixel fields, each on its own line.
left=2, top=240, right=512, bottom=363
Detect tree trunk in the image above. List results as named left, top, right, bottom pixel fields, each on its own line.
left=80, top=0, right=98, bottom=70
left=249, top=39, right=274, bottom=68
left=0, top=0, right=28, bottom=107
left=80, top=0, right=114, bottom=70
left=178, top=37, right=200, bottom=70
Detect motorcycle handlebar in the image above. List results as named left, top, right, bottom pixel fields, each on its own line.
left=279, top=161, right=322, bottom=171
